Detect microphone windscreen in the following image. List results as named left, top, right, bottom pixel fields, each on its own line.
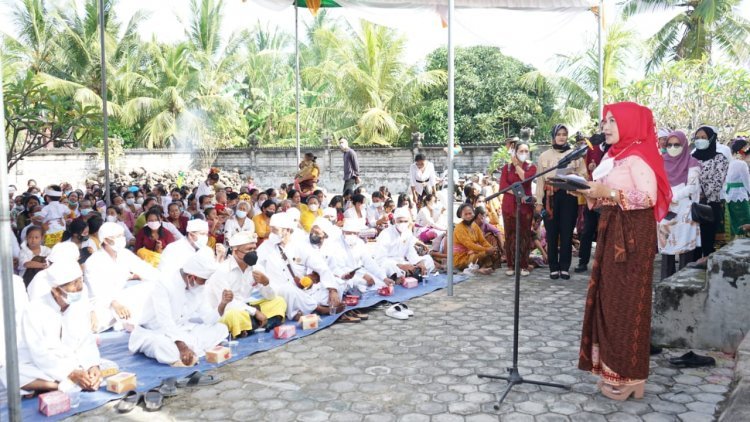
left=589, top=133, right=606, bottom=146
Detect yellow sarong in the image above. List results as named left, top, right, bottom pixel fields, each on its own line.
left=220, top=296, right=287, bottom=338
left=136, top=247, right=161, bottom=268
left=44, top=231, right=64, bottom=248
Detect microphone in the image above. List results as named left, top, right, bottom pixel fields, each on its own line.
left=557, top=133, right=605, bottom=168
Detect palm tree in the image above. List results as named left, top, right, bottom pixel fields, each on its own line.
left=519, top=22, right=640, bottom=129
left=3, top=0, right=58, bottom=74
left=306, top=20, right=446, bottom=145
left=622, top=0, right=750, bottom=72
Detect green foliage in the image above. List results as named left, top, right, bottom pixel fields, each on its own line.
left=3, top=71, right=102, bottom=169
left=420, top=46, right=554, bottom=145
left=624, top=59, right=750, bottom=136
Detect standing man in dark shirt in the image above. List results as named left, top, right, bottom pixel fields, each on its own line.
left=340, top=137, right=360, bottom=194
left=574, top=138, right=606, bottom=273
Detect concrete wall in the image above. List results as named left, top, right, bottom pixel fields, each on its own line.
left=6, top=145, right=501, bottom=193
left=652, top=238, right=750, bottom=353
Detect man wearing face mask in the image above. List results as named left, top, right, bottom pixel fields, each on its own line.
left=85, top=223, right=160, bottom=332
left=206, top=232, right=287, bottom=338
left=322, top=218, right=391, bottom=292
left=15, top=260, right=102, bottom=395
left=159, top=219, right=213, bottom=277
left=257, top=213, right=344, bottom=321
left=375, top=207, right=436, bottom=279
left=129, top=249, right=228, bottom=366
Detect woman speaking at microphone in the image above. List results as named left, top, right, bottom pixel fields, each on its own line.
left=576, top=102, right=672, bottom=401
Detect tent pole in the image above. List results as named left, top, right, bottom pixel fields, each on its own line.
left=295, top=4, right=301, bottom=165
left=0, top=52, right=23, bottom=422
left=597, top=0, right=604, bottom=120
left=99, top=0, right=111, bottom=205
left=446, top=0, right=455, bottom=296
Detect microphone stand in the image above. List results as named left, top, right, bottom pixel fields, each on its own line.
left=478, top=148, right=587, bottom=409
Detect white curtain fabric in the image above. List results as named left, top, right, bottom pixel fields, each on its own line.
left=254, top=0, right=597, bottom=11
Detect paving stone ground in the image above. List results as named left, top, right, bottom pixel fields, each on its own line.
left=67, top=269, right=734, bottom=422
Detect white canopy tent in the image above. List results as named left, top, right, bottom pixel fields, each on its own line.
left=1, top=0, right=602, bottom=417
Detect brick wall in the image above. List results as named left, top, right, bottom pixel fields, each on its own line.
left=7, top=145, right=501, bottom=194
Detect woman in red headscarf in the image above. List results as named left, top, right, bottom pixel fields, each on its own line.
left=576, top=102, right=672, bottom=401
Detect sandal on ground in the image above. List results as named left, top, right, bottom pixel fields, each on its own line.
left=176, top=371, right=222, bottom=388
left=550, top=271, right=560, bottom=280
left=339, top=312, right=361, bottom=323
left=350, top=310, right=369, bottom=320
left=505, top=270, right=514, bottom=276
left=477, top=268, right=494, bottom=275
left=396, top=303, right=414, bottom=317
left=385, top=304, right=410, bottom=320
left=158, top=377, right=178, bottom=397
left=520, top=269, right=530, bottom=276
left=143, top=388, right=164, bottom=412
left=116, top=391, right=142, bottom=413
left=560, top=271, right=570, bottom=280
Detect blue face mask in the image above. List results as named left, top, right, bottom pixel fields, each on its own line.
left=62, top=289, right=83, bottom=304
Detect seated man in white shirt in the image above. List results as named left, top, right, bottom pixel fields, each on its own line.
left=375, top=207, right=435, bottom=279
left=15, top=260, right=102, bottom=394
left=85, top=222, right=160, bottom=332
left=257, top=213, right=344, bottom=321
left=159, top=219, right=212, bottom=276
left=206, top=232, right=286, bottom=338
left=323, top=218, right=393, bottom=292
left=129, top=249, right=228, bottom=366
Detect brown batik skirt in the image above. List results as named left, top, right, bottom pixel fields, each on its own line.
left=578, top=206, right=656, bottom=383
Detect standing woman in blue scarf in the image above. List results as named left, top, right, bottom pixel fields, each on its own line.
left=692, top=126, right=729, bottom=260
left=534, top=124, right=588, bottom=279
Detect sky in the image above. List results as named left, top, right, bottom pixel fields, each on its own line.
left=1, top=0, right=749, bottom=82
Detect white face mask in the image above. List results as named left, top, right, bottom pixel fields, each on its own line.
left=694, top=139, right=710, bottom=150
left=396, top=222, right=410, bottom=233
left=147, top=221, right=161, bottom=230
left=517, top=153, right=529, bottom=162
left=193, top=235, right=208, bottom=247
left=126, top=198, right=135, bottom=205
left=113, top=237, right=127, bottom=251
left=308, top=204, right=319, bottom=212
left=136, top=198, right=144, bottom=205
left=235, top=210, right=247, bottom=219
left=592, top=156, right=615, bottom=181
left=106, top=215, right=118, bottom=223
left=667, top=146, right=684, bottom=157
left=268, top=232, right=282, bottom=245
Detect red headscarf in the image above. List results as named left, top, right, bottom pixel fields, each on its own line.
left=603, top=102, right=672, bottom=220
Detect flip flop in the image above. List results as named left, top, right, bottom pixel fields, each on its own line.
left=397, top=303, right=414, bottom=317
left=116, top=391, right=142, bottom=413
left=143, top=388, right=164, bottom=412
left=176, top=371, right=222, bottom=388
left=338, top=312, right=361, bottom=323
left=158, top=377, right=178, bottom=397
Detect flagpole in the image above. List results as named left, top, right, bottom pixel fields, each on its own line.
left=597, top=0, right=604, bottom=120
left=99, top=0, right=111, bottom=205
left=446, top=0, right=455, bottom=296
left=295, top=4, right=301, bottom=165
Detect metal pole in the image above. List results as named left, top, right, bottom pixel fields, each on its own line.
left=446, top=0, right=455, bottom=296
left=597, top=0, right=604, bottom=120
left=294, top=4, right=301, bottom=165
left=99, top=0, right=111, bottom=206
left=0, top=50, right=23, bottom=422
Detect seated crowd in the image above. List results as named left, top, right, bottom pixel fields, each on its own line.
left=1, top=166, right=465, bottom=397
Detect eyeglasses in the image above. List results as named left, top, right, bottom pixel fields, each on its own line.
left=666, top=144, right=682, bottom=148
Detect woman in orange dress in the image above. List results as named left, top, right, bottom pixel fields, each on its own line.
left=452, top=204, right=495, bottom=275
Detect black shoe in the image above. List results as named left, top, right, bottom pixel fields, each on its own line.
left=650, top=344, right=663, bottom=355
left=560, top=271, right=570, bottom=280
left=668, top=351, right=715, bottom=368
left=574, top=264, right=587, bottom=273
left=550, top=271, right=560, bottom=280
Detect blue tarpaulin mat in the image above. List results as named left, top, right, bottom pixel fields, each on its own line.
left=1, top=273, right=467, bottom=421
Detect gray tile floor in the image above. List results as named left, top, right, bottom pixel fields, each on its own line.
left=63, top=269, right=733, bottom=421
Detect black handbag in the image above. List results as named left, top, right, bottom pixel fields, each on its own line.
left=691, top=184, right=714, bottom=224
